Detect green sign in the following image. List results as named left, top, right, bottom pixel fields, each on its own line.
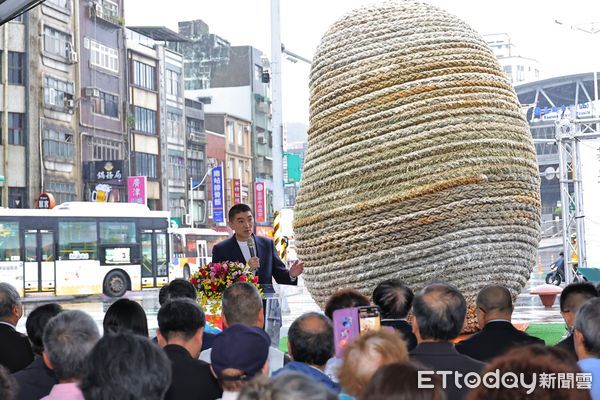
left=286, top=153, right=303, bottom=183
left=170, top=217, right=181, bottom=228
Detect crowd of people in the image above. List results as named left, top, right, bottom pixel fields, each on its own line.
left=1, top=277, right=600, bottom=400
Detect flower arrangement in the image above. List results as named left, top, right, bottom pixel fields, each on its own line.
left=189, top=261, right=261, bottom=314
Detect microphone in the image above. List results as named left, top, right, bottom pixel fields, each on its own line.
left=247, top=239, right=256, bottom=258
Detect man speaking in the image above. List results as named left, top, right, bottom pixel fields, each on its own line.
left=212, top=204, right=304, bottom=285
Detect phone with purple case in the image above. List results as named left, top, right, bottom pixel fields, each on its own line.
left=332, top=307, right=360, bottom=358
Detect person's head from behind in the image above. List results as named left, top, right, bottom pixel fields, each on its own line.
left=287, top=312, right=333, bottom=369
left=560, top=282, right=598, bottom=329
left=26, top=303, right=63, bottom=356
left=412, top=282, right=466, bottom=341
left=103, top=298, right=148, bottom=337
left=467, top=345, right=589, bottom=400
left=211, top=324, right=271, bottom=392
left=574, top=297, right=600, bottom=360
left=475, top=285, right=514, bottom=329
left=0, top=282, right=23, bottom=325
left=238, top=372, right=338, bottom=400
left=42, top=310, right=100, bottom=382
left=339, top=330, right=408, bottom=397
left=157, top=298, right=205, bottom=358
left=228, top=204, right=254, bottom=241
left=372, top=279, right=414, bottom=320
left=222, top=282, right=263, bottom=328
left=361, top=361, right=445, bottom=400
left=80, top=333, right=172, bottom=400
left=324, top=288, right=370, bottom=320
left=0, top=365, right=16, bottom=400
left=158, top=279, right=197, bottom=306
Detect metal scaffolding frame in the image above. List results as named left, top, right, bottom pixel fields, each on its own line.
left=555, top=117, right=600, bottom=284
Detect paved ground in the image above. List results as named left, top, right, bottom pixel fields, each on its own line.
left=16, top=245, right=568, bottom=336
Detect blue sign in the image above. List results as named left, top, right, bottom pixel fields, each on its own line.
left=211, top=166, right=224, bottom=223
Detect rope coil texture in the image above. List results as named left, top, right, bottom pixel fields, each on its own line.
left=294, top=1, right=541, bottom=331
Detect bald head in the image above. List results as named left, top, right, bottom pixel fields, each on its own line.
left=288, top=312, right=333, bottom=367
left=476, top=285, right=513, bottom=325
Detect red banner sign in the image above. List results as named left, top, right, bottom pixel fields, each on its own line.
left=255, top=182, right=265, bottom=223
left=232, top=179, right=242, bottom=205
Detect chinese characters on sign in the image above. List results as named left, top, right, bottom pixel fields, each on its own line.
left=232, top=179, right=242, bottom=205
left=127, top=176, right=147, bottom=206
left=37, top=192, right=56, bottom=209
left=255, top=182, right=265, bottom=223
left=211, top=166, right=225, bottom=223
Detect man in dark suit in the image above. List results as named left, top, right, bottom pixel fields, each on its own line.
left=212, top=204, right=304, bottom=285
left=410, top=283, right=484, bottom=400
left=13, top=303, right=63, bottom=400
left=372, top=279, right=417, bottom=351
left=555, top=282, right=598, bottom=358
left=0, top=283, right=33, bottom=373
left=157, top=298, right=222, bottom=400
left=455, top=285, right=544, bottom=363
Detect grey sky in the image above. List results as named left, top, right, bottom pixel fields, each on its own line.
left=125, top=0, right=600, bottom=124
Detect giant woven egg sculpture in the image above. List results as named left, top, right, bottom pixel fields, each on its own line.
left=294, top=1, right=541, bottom=330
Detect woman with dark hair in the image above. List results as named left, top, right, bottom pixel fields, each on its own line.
left=103, top=299, right=148, bottom=337
left=467, top=345, right=591, bottom=400
left=361, top=362, right=445, bottom=400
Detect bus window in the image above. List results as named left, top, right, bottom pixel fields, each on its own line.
left=58, top=221, right=98, bottom=260
left=100, top=222, right=136, bottom=244
left=172, top=233, right=185, bottom=255
left=156, top=233, right=168, bottom=276
left=0, top=222, right=20, bottom=261
left=185, top=235, right=199, bottom=258
left=25, top=233, right=37, bottom=262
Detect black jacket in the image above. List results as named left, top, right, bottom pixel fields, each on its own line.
left=12, top=356, right=58, bottom=400
left=212, top=234, right=296, bottom=285
left=163, top=344, right=222, bottom=400
left=381, top=319, right=417, bottom=351
left=410, top=342, right=485, bottom=400
left=555, top=333, right=577, bottom=359
left=0, top=323, right=34, bottom=373
left=455, top=320, right=544, bottom=362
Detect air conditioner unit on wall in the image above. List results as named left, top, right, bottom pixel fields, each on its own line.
left=64, top=99, right=75, bottom=109
left=85, top=87, right=100, bottom=98
left=67, top=48, right=78, bottom=64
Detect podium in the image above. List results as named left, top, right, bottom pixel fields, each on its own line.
left=262, top=284, right=282, bottom=346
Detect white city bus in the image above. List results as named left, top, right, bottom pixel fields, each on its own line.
left=0, top=202, right=171, bottom=297
left=169, top=228, right=229, bottom=280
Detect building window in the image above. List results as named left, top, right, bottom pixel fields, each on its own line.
left=43, top=26, right=72, bottom=58
left=517, top=65, right=524, bottom=82
left=168, top=198, right=184, bottom=218
left=238, top=160, right=244, bottom=180
left=227, top=121, right=234, bottom=144
left=188, top=159, right=203, bottom=181
left=227, top=159, right=234, bottom=180
left=187, top=117, right=203, bottom=134
left=135, top=152, right=158, bottom=179
left=0, top=113, right=25, bottom=145
left=92, top=91, right=119, bottom=118
left=100, top=0, right=118, bottom=20
left=168, top=155, right=185, bottom=181
left=90, top=40, right=118, bottom=73
left=166, top=69, right=181, bottom=96
left=47, top=181, right=76, bottom=204
left=134, top=106, right=156, bottom=134
left=133, top=60, right=156, bottom=90
left=8, top=187, right=26, bottom=208
left=92, top=137, right=123, bottom=161
left=43, top=128, right=74, bottom=159
left=46, top=0, right=71, bottom=11
left=0, top=52, right=25, bottom=85
left=167, top=112, right=182, bottom=138
left=237, top=124, right=244, bottom=147
left=44, top=76, right=74, bottom=108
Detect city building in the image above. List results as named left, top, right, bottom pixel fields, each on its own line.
left=0, top=14, right=28, bottom=207
left=27, top=0, right=82, bottom=207
left=79, top=0, right=127, bottom=203
left=206, top=126, right=225, bottom=226
left=124, top=28, right=163, bottom=209
left=205, top=113, right=253, bottom=217
left=185, top=97, right=208, bottom=227
left=485, top=33, right=541, bottom=85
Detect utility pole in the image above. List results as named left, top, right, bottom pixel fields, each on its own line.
left=270, top=0, right=284, bottom=211
left=2, top=24, right=9, bottom=208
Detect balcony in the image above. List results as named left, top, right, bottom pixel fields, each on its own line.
left=89, top=1, right=122, bottom=26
